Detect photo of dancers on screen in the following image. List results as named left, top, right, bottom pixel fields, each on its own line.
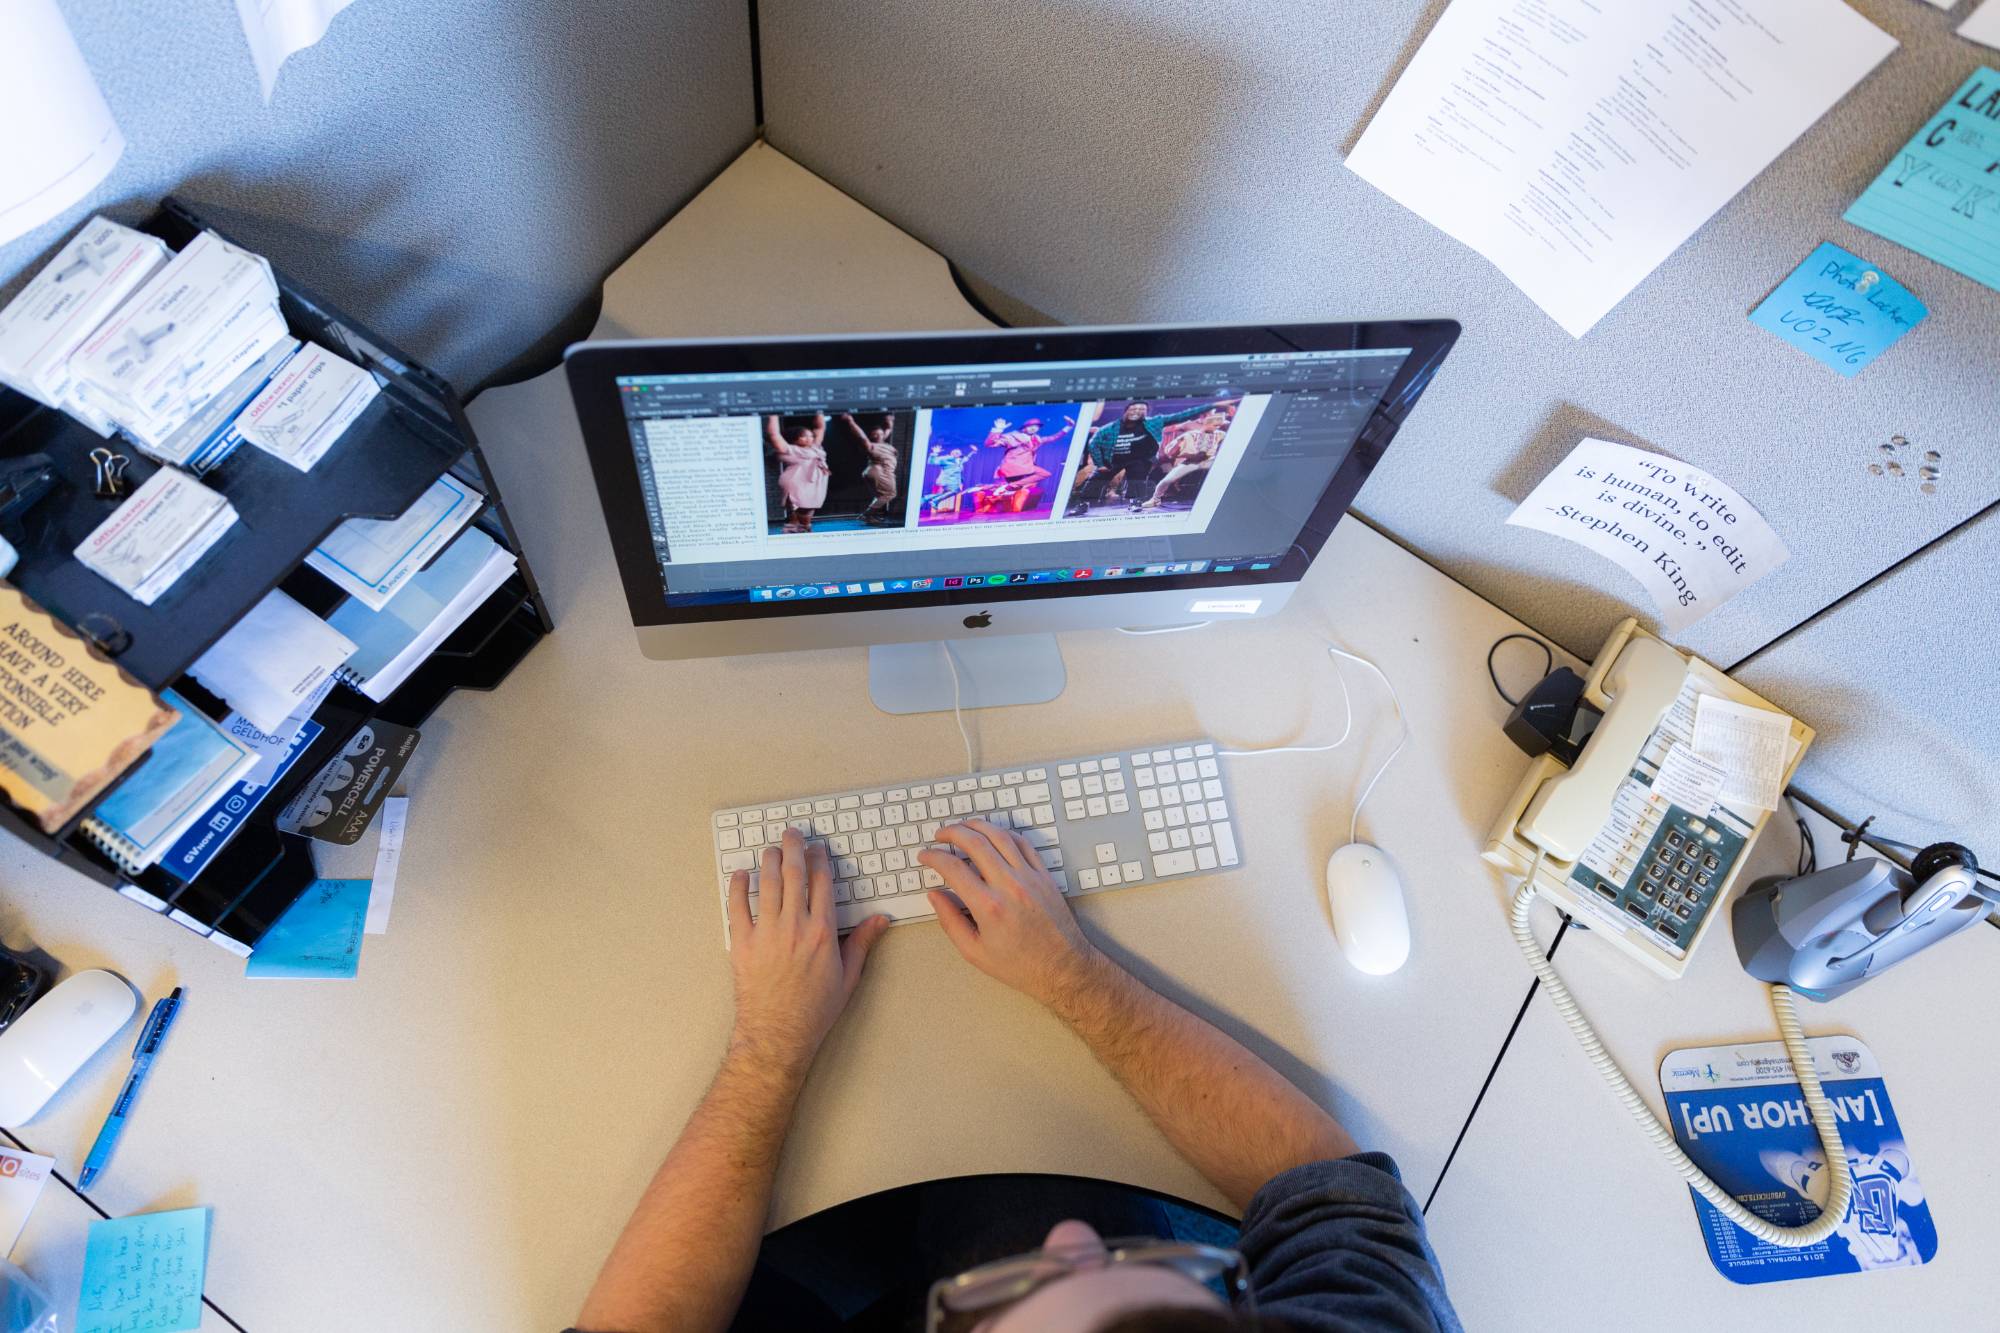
left=764, top=410, right=915, bottom=535
left=1064, top=396, right=1240, bottom=517
left=918, top=403, right=1084, bottom=527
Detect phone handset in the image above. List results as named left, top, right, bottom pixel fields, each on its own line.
left=1518, top=634, right=1686, bottom=863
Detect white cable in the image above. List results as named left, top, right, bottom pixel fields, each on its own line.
left=1509, top=851, right=1852, bottom=1248
left=1328, top=646, right=1406, bottom=845
left=940, top=641, right=975, bottom=774
left=1216, top=648, right=1355, bottom=758
left=1107, top=623, right=1406, bottom=834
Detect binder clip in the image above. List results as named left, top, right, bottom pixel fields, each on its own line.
left=78, top=612, right=131, bottom=657
left=90, top=448, right=130, bottom=499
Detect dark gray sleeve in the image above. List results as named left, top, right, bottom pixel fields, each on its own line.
left=1234, top=1154, right=1463, bottom=1333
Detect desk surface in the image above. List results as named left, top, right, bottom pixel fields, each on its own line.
left=4, top=142, right=1986, bottom=1332
left=1426, top=806, right=2000, bottom=1328
left=0, top=144, right=1560, bottom=1331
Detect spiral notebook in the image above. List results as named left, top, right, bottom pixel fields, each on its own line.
left=80, top=689, right=258, bottom=876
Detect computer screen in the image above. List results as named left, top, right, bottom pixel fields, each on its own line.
left=566, top=323, right=1460, bottom=622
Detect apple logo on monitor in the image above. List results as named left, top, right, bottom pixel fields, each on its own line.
left=963, top=612, right=992, bottom=629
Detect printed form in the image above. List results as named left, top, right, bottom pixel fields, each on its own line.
left=1347, top=0, right=1896, bottom=335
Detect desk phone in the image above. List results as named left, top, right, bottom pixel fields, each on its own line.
left=1484, top=618, right=1813, bottom=978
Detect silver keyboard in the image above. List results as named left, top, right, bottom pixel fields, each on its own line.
left=710, top=740, right=1242, bottom=937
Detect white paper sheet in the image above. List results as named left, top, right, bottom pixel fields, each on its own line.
left=1346, top=0, right=1897, bottom=336
left=1650, top=742, right=1726, bottom=818
left=1507, top=437, right=1789, bottom=631
left=1692, top=695, right=1791, bottom=811
left=235, top=0, right=360, bottom=101
left=365, top=795, right=406, bottom=933
left=0, top=0, right=126, bottom=246
left=307, top=474, right=482, bottom=610
left=1962, top=3, right=2000, bottom=50
left=190, top=590, right=356, bottom=733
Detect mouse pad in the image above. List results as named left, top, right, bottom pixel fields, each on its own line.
left=275, top=720, right=418, bottom=844
left=1661, top=1035, right=1936, bottom=1283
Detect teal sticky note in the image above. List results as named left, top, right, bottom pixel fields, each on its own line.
left=77, top=1206, right=210, bottom=1333
left=1844, top=67, right=2000, bottom=294
left=244, top=878, right=369, bottom=978
left=1749, top=243, right=1927, bottom=376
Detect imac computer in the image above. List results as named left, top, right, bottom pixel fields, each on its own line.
left=564, top=321, right=1460, bottom=713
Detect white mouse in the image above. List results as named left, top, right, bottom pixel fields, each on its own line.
left=0, top=969, right=137, bottom=1126
left=1325, top=843, right=1411, bottom=975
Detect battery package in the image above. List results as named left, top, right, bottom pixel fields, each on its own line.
left=66, top=229, right=287, bottom=440
left=0, top=217, right=170, bottom=424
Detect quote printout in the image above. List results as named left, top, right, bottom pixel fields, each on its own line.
left=1347, top=0, right=1897, bottom=336
left=0, top=0, right=126, bottom=246
left=1508, top=437, right=1788, bottom=632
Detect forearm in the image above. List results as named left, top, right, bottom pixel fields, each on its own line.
left=576, top=1039, right=804, bottom=1333
left=1049, top=953, right=1358, bottom=1210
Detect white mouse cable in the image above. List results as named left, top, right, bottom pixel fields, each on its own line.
left=1509, top=849, right=1853, bottom=1248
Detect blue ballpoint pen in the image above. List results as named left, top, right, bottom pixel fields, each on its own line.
left=76, top=987, right=182, bottom=1191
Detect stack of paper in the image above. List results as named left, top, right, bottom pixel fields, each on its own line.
left=307, top=473, right=483, bottom=609
left=190, top=589, right=356, bottom=732
left=73, top=468, right=238, bottom=605
left=328, top=526, right=517, bottom=701
left=0, top=217, right=170, bottom=436
left=67, top=229, right=291, bottom=445
left=1345, top=0, right=1897, bottom=336
left=81, top=690, right=258, bottom=874
left=235, top=341, right=380, bottom=470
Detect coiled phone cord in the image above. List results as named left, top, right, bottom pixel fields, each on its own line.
left=1509, top=852, right=1853, bottom=1248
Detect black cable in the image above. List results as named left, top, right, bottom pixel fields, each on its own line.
left=1839, top=817, right=2000, bottom=885
left=1486, top=633, right=1554, bottom=708
left=1788, top=796, right=1815, bottom=877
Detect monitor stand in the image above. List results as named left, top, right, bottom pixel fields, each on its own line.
left=868, top=635, right=1066, bottom=715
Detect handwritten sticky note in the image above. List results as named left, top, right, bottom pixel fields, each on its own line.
left=1750, top=244, right=1926, bottom=376
left=1507, top=438, right=1789, bottom=632
left=244, top=878, right=369, bottom=978
left=1844, top=68, right=2000, bottom=294
left=77, top=1207, right=209, bottom=1333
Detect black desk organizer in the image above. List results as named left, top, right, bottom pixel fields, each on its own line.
left=0, top=197, right=552, bottom=949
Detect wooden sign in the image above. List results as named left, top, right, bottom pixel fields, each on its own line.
left=0, top=586, right=177, bottom=833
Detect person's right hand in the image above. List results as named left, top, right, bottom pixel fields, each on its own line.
left=917, top=819, right=1104, bottom=1008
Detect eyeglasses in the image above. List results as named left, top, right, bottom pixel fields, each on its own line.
left=925, top=1236, right=1251, bottom=1332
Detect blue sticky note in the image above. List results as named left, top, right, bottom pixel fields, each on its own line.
left=244, top=878, right=369, bottom=978
left=1749, top=243, right=1927, bottom=376
left=1844, top=67, right=2000, bottom=294
left=77, top=1206, right=210, bottom=1333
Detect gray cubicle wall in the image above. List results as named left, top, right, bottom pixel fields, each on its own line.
left=762, top=0, right=2000, bottom=850
left=0, top=0, right=755, bottom=394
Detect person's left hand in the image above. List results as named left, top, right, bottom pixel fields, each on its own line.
left=727, top=829, right=890, bottom=1075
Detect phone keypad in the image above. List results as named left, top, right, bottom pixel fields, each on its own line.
left=1569, top=809, right=1746, bottom=956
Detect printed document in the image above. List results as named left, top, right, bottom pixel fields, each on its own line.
left=1964, top=4, right=2000, bottom=52
left=1347, top=0, right=1897, bottom=336
left=0, top=0, right=125, bottom=246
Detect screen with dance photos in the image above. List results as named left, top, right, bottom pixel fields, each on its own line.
left=614, top=345, right=1414, bottom=605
